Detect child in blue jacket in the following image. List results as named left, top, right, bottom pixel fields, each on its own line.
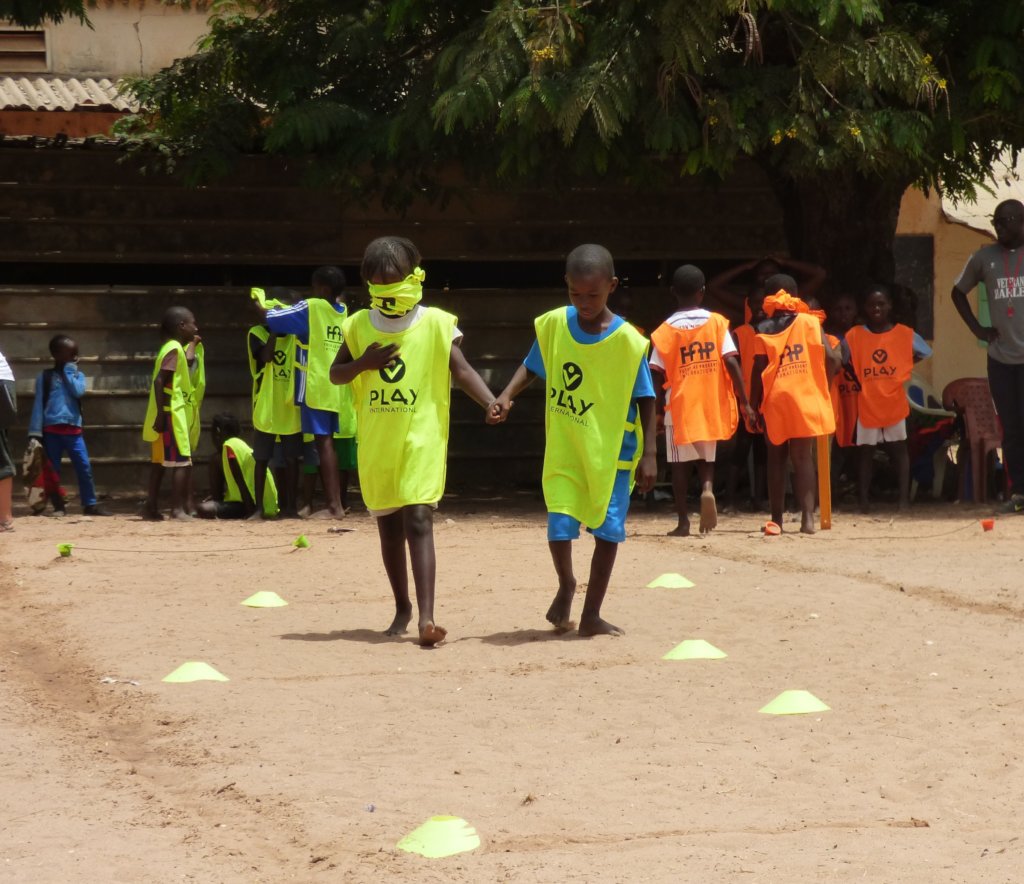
left=29, top=334, right=108, bottom=516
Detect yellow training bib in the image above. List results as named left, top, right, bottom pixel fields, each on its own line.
left=536, top=308, right=648, bottom=528
left=342, top=307, right=456, bottom=511
left=223, top=437, right=279, bottom=516
left=142, top=339, right=193, bottom=456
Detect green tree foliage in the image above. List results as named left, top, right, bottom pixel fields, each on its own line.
left=120, top=0, right=1024, bottom=287
left=0, top=0, right=88, bottom=26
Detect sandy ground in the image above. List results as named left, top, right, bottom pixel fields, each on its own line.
left=2, top=498, right=1024, bottom=883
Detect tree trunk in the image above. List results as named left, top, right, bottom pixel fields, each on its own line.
left=767, top=168, right=911, bottom=298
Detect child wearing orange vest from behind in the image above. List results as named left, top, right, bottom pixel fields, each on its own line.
left=750, top=275, right=840, bottom=534
left=650, top=265, right=754, bottom=536
left=842, top=284, right=931, bottom=512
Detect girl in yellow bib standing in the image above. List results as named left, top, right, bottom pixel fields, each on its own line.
left=491, top=244, right=657, bottom=637
left=331, top=237, right=497, bottom=647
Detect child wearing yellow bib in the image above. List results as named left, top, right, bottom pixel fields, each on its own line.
left=142, top=306, right=201, bottom=521
left=197, top=413, right=279, bottom=519
left=490, top=244, right=657, bottom=637
left=331, top=237, right=497, bottom=647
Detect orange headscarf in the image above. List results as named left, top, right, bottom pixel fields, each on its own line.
left=763, top=290, right=809, bottom=316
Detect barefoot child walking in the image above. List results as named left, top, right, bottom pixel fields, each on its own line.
left=750, top=276, right=840, bottom=534
left=650, top=265, right=754, bottom=536
left=330, top=237, right=496, bottom=646
left=490, top=244, right=656, bottom=636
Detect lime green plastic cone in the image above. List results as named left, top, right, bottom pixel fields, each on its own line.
left=293, top=534, right=310, bottom=549
left=759, top=690, right=829, bottom=715
left=162, top=662, right=229, bottom=683
left=57, top=543, right=73, bottom=557
left=397, top=816, right=480, bottom=858
left=646, top=573, right=695, bottom=589
left=663, top=639, right=727, bottom=660
left=241, top=591, right=288, bottom=608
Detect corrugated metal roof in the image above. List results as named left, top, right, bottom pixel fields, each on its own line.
left=0, top=76, right=136, bottom=112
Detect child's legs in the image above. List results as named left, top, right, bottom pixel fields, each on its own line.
left=65, top=435, right=98, bottom=507
left=402, top=505, right=437, bottom=628
left=42, top=432, right=66, bottom=479
left=885, top=439, right=911, bottom=507
left=579, top=469, right=631, bottom=634
left=579, top=538, right=622, bottom=636
left=858, top=444, right=876, bottom=511
left=668, top=461, right=692, bottom=534
left=145, top=462, right=163, bottom=517
left=546, top=516, right=579, bottom=628
left=789, top=438, right=816, bottom=533
left=314, top=434, right=342, bottom=514
left=171, top=465, right=191, bottom=517
left=766, top=440, right=788, bottom=525
left=0, top=476, right=10, bottom=524
left=376, top=510, right=412, bottom=632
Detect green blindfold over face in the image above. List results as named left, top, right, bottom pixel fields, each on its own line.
left=367, top=267, right=425, bottom=317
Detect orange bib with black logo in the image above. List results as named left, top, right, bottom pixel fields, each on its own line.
left=651, top=313, right=738, bottom=445
left=757, top=313, right=835, bottom=444
left=846, top=325, right=913, bottom=429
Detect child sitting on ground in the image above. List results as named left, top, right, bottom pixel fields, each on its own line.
left=142, top=307, right=201, bottom=521
left=843, top=284, right=932, bottom=511
left=28, top=335, right=108, bottom=515
left=331, top=236, right=497, bottom=646
left=490, top=244, right=656, bottom=636
left=197, top=413, right=279, bottom=519
left=750, top=275, right=840, bottom=534
left=650, top=265, right=754, bottom=536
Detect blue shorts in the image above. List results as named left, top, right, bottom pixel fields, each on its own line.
left=547, top=469, right=632, bottom=544
left=300, top=403, right=339, bottom=436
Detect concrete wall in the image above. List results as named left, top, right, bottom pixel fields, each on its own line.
left=896, top=187, right=992, bottom=397
left=48, top=0, right=210, bottom=77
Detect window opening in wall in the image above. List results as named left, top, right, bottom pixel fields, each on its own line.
left=0, top=27, right=48, bottom=73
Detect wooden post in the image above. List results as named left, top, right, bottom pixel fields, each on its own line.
left=817, top=435, right=832, bottom=530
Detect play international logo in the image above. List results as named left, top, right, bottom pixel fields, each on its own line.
left=379, top=358, right=407, bottom=383
left=561, top=362, right=583, bottom=391
left=871, top=349, right=888, bottom=364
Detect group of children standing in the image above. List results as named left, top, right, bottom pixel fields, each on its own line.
left=29, top=237, right=929, bottom=646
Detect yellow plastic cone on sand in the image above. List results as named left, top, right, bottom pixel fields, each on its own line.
left=663, top=639, right=727, bottom=661
left=241, top=591, right=288, bottom=608
left=397, top=816, right=480, bottom=858
left=162, top=662, right=229, bottom=683
left=759, top=690, right=829, bottom=715
left=646, top=573, right=695, bottom=589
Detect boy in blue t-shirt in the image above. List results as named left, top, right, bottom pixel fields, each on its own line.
left=490, top=244, right=656, bottom=637
left=28, top=334, right=109, bottom=516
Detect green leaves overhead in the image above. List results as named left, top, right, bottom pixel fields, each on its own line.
left=119, top=0, right=1024, bottom=202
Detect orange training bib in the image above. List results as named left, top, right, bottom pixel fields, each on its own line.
left=651, top=313, right=738, bottom=445
left=846, top=325, right=913, bottom=429
left=756, top=313, right=835, bottom=444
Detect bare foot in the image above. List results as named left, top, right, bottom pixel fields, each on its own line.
left=297, top=505, right=312, bottom=519
left=666, top=521, right=690, bottom=537
left=140, top=509, right=165, bottom=522
left=545, top=583, right=576, bottom=632
left=246, top=510, right=265, bottom=522
left=800, top=514, right=816, bottom=534
left=385, top=606, right=413, bottom=636
left=699, top=490, right=718, bottom=534
left=418, top=621, right=447, bottom=647
left=308, top=507, right=345, bottom=521
left=578, top=614, right=624, bottom=637
left=170, top=509, right=193, bottom=521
